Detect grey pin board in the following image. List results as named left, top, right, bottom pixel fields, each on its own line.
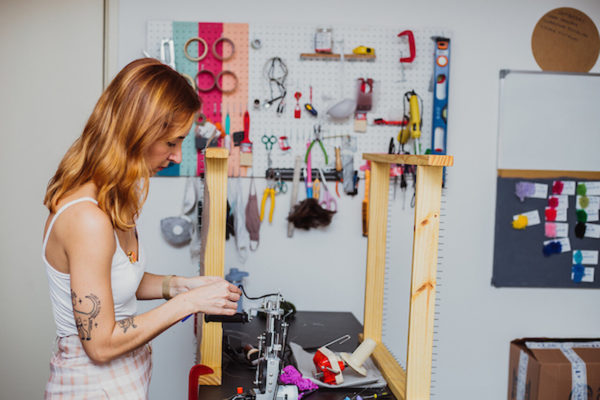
left=492, top=174, right=600, bottom=288
left=492, top=70, right=600, bottom=288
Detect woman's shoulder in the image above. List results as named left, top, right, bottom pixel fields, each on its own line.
left=51, top=183, right=114, bottom=243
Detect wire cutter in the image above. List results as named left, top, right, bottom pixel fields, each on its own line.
left=304, top=125, right=328, bottom=165
left=260, top=174, right=276, bottom=223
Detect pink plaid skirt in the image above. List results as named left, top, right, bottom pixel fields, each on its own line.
left=45, top=335, right=152, bottom=399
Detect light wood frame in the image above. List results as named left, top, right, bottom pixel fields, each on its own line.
left=197, top=148, right=229, bottom=385
left=196, top=150, right=454, bottom=397
left=362, top=153, right=453, bottom=400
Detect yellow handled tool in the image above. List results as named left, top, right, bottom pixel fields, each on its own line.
left=260, top=187, right=275, bottom=223
left=408, top=92, right=421, bottom=139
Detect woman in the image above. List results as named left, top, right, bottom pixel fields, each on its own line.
left=42, top=58, right=241, bottom=398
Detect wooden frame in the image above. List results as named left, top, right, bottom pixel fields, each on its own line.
left=362, top=153, right=453, bottom=400
left=197, top=148, right=229, bottom=385
left=196, top=150, right=454, bottom=396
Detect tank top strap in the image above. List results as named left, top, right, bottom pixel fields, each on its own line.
left=42, top=197, right=98, bottom=255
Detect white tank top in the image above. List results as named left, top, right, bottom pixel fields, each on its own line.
left=42, top=197, right=146, bottom=337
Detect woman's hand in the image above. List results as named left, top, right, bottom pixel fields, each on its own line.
left=183, top=279, right=242, bottom=315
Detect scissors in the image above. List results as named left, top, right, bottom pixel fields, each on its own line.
left=262, top=134, right=277, bottom=151
left=274, top=171, right=288, bottom=194
left=318, top=169, right=337, bottom=212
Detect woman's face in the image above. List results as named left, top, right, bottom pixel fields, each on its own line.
left=146, top=132, right=188, bottom=176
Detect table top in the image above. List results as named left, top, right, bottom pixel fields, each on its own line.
left=196, top=311, right=392, bottom=400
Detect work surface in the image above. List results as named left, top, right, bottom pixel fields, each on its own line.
left=196, top=311, right=394, bottom=400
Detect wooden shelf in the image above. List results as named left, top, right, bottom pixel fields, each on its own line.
left=300, top=53, right=376, bottom=61
left=363, top=153, right=454, bottom=167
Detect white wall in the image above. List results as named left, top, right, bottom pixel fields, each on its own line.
left=0, top=0, right=103, bottom=398
left=118, top=1, right=600, bottom=399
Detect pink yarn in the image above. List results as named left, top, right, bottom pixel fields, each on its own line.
left=280, top=365, right=319, bottom=398
left=545, top=222, right=557, bottom=238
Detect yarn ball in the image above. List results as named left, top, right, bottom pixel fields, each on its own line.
left=576, top=183, right=587, bottom=196
left=512, top=215, right=528, bottom=230
left=542, top=241, right=562, bottom=257
left=579, top=196, right=590, bottom=209
left=545, top=208, right=557, bottom=221
left=552, top=180, right=564, bottom=195
left=575, top=222, right=587, bottom=239
left=576, top=209, right=588, bottom=223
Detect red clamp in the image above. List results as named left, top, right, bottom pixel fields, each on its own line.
left=398, top=30, right=416, bottom=63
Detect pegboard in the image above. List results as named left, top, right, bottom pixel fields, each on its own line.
left=148, top=22, right=451, bottom=177
left=248, top=24, right=451, bottom=175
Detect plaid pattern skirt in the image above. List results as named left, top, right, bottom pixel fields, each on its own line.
left=45, top=335, right=152, bottom=399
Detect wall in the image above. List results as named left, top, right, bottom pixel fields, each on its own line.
left=0, top=0, right=104, bottom=398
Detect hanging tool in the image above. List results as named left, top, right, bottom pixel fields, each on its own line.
left=262, top=134, right=277, bottom=151
left=160, top=38, right=176, bottom=70
left=318, top=169, right=337, bottom=212
left=397, top=30, right=416, bottom=63
left=274, top=171, right=288, bottom=194
left=388, top=137, right=399, bottom=199
left=240, top=111, right=253, bottom=173
left=431, top=37, right=450, bottom=155
left=260, top=175, right=276, bottom=223
left=304, top=86, right=318, bottom=116
left=373, top=118, right=407, bottom=126
left=334, top=147, right=342, bottom=197
left=362, top=169, right=370, bottom=237
left=313, top=177, right=321, bottom=200
left=403, top=90, right=422, bottom=154
left=287, top=156, right=302, bottom=238
left=305, top=125, right=329, bottom=165
left=294, top=91, right=302, bottom=119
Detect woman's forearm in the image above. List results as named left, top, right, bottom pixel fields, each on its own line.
left=88, top=293, right=194, bottom=363
left=136, top=272, right=189, bottom=300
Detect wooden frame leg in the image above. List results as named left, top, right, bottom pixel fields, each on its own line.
left=405, top=166, right=443, bottom=399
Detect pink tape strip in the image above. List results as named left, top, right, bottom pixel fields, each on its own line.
left=197, top=22, right=224, bottom=175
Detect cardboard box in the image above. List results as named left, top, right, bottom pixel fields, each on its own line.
left=508, top=338, right=600, bottom=400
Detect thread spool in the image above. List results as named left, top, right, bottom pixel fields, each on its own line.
left=243, top=344, right=259, bottom=364
left=340, top=338, right=376, bottom=376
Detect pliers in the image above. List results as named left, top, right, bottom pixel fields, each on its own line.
left=304, top=124, right=328, bottom=165
left=260, top=177, right=276, bottom=223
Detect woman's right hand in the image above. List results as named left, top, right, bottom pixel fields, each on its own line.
left=184, top=278, right=241, bottom=315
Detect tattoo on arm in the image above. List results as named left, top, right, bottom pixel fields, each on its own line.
left=71, top=290, right=101, bottom=341
left=117, top=316, right=138, bottom=333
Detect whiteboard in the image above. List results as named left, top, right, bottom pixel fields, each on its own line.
left=497, top=70, right=600, bottom=171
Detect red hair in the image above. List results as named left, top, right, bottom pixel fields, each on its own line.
left=44, top=58, right=200, bottom=229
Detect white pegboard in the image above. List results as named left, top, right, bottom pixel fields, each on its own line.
left=147, top=22, right=451, bottom=177
left=147, top=21, right=172, bottom=59
left=248, top=24, right=451, bottom=176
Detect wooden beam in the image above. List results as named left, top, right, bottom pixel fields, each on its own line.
left=198, top=148, right=229, bottom=386
left=498, top=169, right=600, bottom=179
left=371, top=342, right=407, bottom=400
left=359, top=333, right=407, bottom=400
left=405, top=165, right=444, bottom=399
left=363, top=153, right=453, bottom=167
left=363, top=161, right=390, bottom=342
